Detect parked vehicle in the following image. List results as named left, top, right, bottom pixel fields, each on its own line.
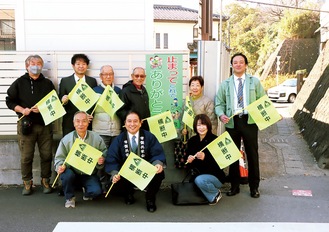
left=267, top=78, right=299, bottom=103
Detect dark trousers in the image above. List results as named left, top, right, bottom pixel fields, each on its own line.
left=226, top=115, right=260, bottom=190
left=61, top=168, right=102, bottom=200
left=112, top=171, right=165, bottom=202
left=17, top=122, right=53, bottom=181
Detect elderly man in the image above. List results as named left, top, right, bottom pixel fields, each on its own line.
left=92, top=65, right=122, bottom=192
left=116, top=67, right=150, bottom=130
left=92, top=65, right=122, bottom=147
left=105, top=111, right=166, bottom=212
left=6, top=54, right=55, bottom=195
left=54, top=111, right=107, bottom=208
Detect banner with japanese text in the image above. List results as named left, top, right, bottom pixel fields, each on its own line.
left=119, top=152, right=157, bottom=191
left=206, top=131, right=242, bottom=169
left=68, top=79, right=99, bottom=112
left=245, top=95, right=282, bottom=130
left=96, top=85, right=124, bottom=118
left=35, top=90, right=66, bottom=125
left=146, top=111, right=177, bottom=143
left=65, top=139, right=103, bottom=175
left=182, top=95, right=195, bottom=130
left=146, top=54, right=183, bottom=130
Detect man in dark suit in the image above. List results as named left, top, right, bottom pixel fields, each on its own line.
left=59, top=54, right=97, bottom=136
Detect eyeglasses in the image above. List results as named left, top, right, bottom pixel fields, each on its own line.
left=133, top=74, right=146, bottom=78
left=101, top=73, right=114, bottom=77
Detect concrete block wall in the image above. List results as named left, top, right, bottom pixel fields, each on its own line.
left=0, top=136, right=60, bottom=185
left=0, top=137, right=185, bottom=186
left=0, top=138, right=22, bottom=185
left=291, top=40, right=329, bottom=169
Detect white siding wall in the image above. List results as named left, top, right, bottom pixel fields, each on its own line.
left=14, top=0, right=154, bottom=51
left=154, top=21, right=220, bottom=50
left=154, top=22, right=194, bottom=50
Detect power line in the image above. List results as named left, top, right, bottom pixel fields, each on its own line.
left=235, top=0, right=329, bottom=13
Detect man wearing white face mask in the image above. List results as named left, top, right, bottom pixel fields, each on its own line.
left=6, top=55, right=56, bottom=196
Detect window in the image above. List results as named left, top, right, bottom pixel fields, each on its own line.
left=164, top=33, right=168, bottom=49
left=1, top=20, right=15, bottom=35
left=156, top=33, right=160, bottom=49
left=0, top=9, right=16, bottom=50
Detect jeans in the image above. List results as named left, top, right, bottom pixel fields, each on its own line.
left=194, top=174, right=222, bottom=202
left=61, top=168, right=102, bottom=200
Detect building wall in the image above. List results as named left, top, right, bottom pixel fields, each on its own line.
left=154, top=22, right=194, bottom=50
left=14, top=0, right=153, bottom=51
left=154, top=21, right=220, bottom=50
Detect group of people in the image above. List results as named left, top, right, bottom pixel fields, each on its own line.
left=5, top=52, right=265, bottom=212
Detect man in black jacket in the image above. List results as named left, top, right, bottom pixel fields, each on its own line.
left=59, top=54, right=97, bottom=136
left=117, top=67, right=150, bottom=130
left=6, top=55, right=55, bottom=195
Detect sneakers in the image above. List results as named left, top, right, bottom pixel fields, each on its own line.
left=41, top=178, right=52, bottom=194
left=65, top=197, right=76, bottom=208
left=22, top=180, right=33, bottom=196
left=82, top=187, right=93, bottom=201
left=209, top=190, right=222, bottom=206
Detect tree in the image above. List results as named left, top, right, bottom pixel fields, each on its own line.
left=224, top=3, right=269, bottom=72
left=278, top=9, right=319, bottom=39
left=223, top=1, right=320, bottom=74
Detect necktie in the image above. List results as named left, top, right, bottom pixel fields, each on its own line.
left=131, top=135, right=138, bottom=153
left=237, top=78, right=244, bottom=108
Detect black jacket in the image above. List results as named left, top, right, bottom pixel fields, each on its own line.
left=6, top=73, right=55, bottom=125
left=58, top=74, right=97, bottom=136
left=186, top=132, right=226, bottom=183
left=117, top=80, right=150, bottom=130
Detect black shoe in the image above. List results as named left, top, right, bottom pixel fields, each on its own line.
left=146, top=200, right=157, bottom=212
left=226, top=187, right=240, bottom=196
left=250, top=189, right=260, bottom=198
left=58, top=189, right=64, bottom=196
left=124, top=194, right=135, bottom=205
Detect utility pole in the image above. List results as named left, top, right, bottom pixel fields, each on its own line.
left=276, top=56, right=281, bottom=86
left=200, top=0, right=213, bottom=41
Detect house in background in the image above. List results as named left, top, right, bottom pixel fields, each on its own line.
left=154, top=4, right=227, bottom=76
left=0, top=9, right=15, bottom=50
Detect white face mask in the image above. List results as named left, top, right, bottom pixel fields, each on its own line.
left=29, top=65, right=42, bottom=75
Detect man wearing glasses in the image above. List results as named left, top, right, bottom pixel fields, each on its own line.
left=92, top=65, right=122, bottom=148
left=117, top=67, right=150, bottom=130
left=92, top=65, right=122, bottom=193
